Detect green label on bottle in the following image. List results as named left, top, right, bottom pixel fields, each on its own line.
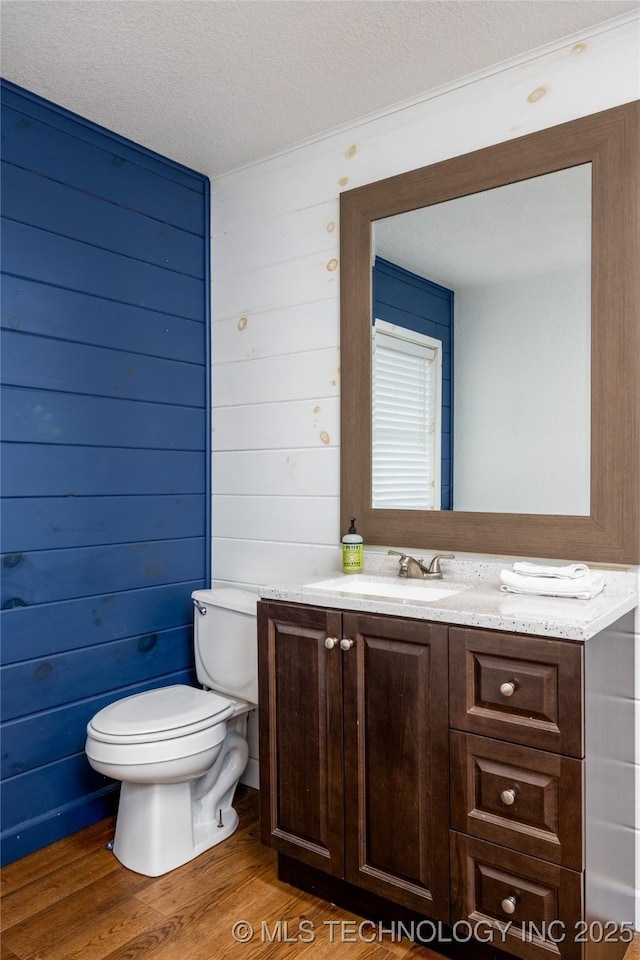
left=342, top=543, right=363, bottom=572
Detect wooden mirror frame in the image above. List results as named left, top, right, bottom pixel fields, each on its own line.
left=340, top=102, right=639, bottom=563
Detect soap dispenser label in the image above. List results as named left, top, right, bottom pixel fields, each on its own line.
left=342, top=543, right=363, bottom=573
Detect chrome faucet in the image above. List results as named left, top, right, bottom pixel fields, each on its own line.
left=388, top=550, right=455, bottom=580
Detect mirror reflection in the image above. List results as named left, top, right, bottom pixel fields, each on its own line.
left=372, top=164, right=592, bottom=515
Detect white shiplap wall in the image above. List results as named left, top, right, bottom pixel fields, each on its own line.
left=210, top=12, right=640, bottom=913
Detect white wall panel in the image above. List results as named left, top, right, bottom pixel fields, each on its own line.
left=212, top=299, right=338, bottom=364
left=213, top=448, right=339, bottom=498
left=212, top=140, right=359, bottom=237
left=214, top=200, right=339, bottom=276
left=212, top=348, right=339, bottom=407
left=213, top=397, right=339, bottom=451
left=213, top=249, right=338, bottom=321
left=213, top=496, right=338, bottom=545
left=213, top=539, right=339, bottom=587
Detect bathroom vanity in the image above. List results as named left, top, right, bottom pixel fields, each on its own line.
left=257, top=566, right=637, bottom=960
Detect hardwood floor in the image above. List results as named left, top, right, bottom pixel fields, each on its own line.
left=1, top=787, right=638, bottom=960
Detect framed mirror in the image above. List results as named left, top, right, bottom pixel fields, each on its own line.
left=340, top=102, right=639, bottom=563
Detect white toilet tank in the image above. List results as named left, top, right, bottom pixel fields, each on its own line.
left=191, top=588, right=259, bottom=705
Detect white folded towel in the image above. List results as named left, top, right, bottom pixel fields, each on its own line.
left=500, top=568, right=604, bottom=600
left=512, top=561, right=590, bottom=579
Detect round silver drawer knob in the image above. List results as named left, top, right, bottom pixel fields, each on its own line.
left=340, top=638, right=354, bottom=651
left=500, top=681, right=517, bottom=698
left=325, top=637, right=338, bottom=649
left=501, top=788, right=517, bottom=806
left=501, top=895, right=518, bottom=915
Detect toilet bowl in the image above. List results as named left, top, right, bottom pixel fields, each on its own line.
left=85, top=588, right=258, bottom=877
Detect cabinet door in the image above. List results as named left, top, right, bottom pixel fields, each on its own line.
left=342, top=612, right=450, bottom=919
left=258, top=601, right=345, bottom=877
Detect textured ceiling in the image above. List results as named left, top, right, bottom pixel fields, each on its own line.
left=1, top=0, right=638, bottom=178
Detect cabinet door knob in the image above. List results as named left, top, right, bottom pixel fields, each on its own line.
left=500, top=788, right=517, bottom=806
left=340, top=638, right=354, bottom=651
left=501, top=895, right=518, bottom=915
left=325, top=637, right=338, bottom=649
left=500, top=681, right=517, bottom=698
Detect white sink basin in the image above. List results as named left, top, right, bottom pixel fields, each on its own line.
left=306, top=575, right=466, bottom=604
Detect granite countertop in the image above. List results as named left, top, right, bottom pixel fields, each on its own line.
left=260, top=556, right=638, bottom=642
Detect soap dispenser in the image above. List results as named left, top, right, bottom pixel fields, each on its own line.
left=342, top=518, right=363, bottom=574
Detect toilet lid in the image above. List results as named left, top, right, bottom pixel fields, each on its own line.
left=88, top=685, right=236, bottom=744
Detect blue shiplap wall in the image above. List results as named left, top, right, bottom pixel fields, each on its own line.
left=373, top=257, right=453, bottom=510
left=0, top=80, right=211, bottom=864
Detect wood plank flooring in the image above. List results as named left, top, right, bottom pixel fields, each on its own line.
left=2, top=788, right=638, bottom=960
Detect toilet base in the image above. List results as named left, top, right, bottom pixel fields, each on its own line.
left=112, top=782, right=241, bottom=876
left=111, top=728, right=249, bottom=876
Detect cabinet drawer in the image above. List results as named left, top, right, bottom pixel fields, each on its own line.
left=451, top=832, right=583, bottom=960
left=450, top=732, right=583, bottom=870
left=449, top=628, right=583, bottom=757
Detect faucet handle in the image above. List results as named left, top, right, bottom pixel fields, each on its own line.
left=387, top=549, right=410, bottom=577
left=426, top=553, right=455, bottom=575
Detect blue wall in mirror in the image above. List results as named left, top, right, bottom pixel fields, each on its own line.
left=372, top=257, right=453, bottom=509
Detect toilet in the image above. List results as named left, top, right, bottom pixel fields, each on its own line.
left=85, top=587, right=258, bottom=877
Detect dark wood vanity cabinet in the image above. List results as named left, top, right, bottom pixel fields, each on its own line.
left=258, top=603, right=635, bottom=960
left=257, top=600, right=450, bottom=919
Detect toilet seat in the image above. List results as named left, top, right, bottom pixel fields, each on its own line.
left=87, top=684, right=236, bottom=745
